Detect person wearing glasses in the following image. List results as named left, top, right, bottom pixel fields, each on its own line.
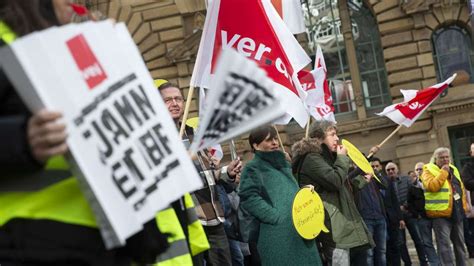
left=407, top=161, right=441, bottom=266
left=422, top=147, right=468, bottom=266
left=406, top=163, right=433, bottom=266
left=415, top=162, right=424, bottom=179
left=157, top=81, right=244, bottom=266
left=383, top=162, right=407, bottom=266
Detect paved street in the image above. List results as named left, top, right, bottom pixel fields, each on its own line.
left=405, top=230, right=474, bottom=265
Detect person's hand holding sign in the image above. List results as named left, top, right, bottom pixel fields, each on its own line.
left=28, top=109, right=68, bottom=163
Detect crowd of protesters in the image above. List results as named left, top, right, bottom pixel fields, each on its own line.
left=158, top=81, right=474, bottom=266
left=2, top=1, right=474, bottom=266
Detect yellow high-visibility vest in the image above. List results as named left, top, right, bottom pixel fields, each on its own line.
left=0, top=156, right=97, bottom=228
left=0, top=22, right=97, bottom=228
left=424, top=163, right=462, bottom=213
left=155, top=193, right=209, bottom=265
left=0, top=21, right=16, bottom=44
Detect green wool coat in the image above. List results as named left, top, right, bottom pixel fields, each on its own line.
left=239, top=151, right=322, bottom=266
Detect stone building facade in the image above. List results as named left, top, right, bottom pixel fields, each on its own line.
left=81, top=0, right=474, bottom=173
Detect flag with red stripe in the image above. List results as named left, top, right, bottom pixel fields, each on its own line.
left=376, top=74, right=456, bottom=127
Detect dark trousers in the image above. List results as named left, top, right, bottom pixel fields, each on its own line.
left=406, top=218, right=428, bottom=265
left=364, top=218, right=387, bottom=266
left=464, top=217, right=474, bottom=256
left=0, top=218, right=131, bottom=265
left=387, top=225, right=402, bottom=266
left=244, top=241, right=261, bottom=266
left=399, top=229, right=411, bottom=265
left=200, top=223, right=232, bottom=266
left=418, top=217, right=440, bottom=266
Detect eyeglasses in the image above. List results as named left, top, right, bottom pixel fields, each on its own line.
left=386, top=168, right=396, bottom=172
left=164, top=96, right=184, bottom=104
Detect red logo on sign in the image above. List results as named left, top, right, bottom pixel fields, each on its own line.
left=66, top=34, right=107, bottom=90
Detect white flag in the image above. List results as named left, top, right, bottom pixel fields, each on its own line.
left=190, top=48, right=286, bottom=153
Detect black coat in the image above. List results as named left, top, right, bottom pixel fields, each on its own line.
left=382, top=175, right=403, bottom=227
left=462, top=158, right=474, bottom=204
left=0, top=39, right=42, bottom=173
left=406, top=181, right=425, bottom=219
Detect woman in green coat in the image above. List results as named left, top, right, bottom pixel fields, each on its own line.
left=239, top=126, right=322, bottom=266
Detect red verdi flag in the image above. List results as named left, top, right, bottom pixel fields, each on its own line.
left=191, top=0, right=311, bottom=127
left=377, top=74, right=456, bottom=127
left=297, top=45, right=335, bottom=122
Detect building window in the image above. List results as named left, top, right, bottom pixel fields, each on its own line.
left=302, top=0, right=356, bottom=115
left=448, top=123, right=474, bottom=168
left=348, top=1, right=390, bottom=113
left=302, top=0, right=389, bottom=116
left=432, top=25, right=474, bottom=83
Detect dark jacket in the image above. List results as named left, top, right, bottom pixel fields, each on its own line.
left=291, top=138, right=374, bottom=250
left=353, top=173, right=387, bottom=221
left=462, top=157, right=474, bottom=192
left=0, top=39, right=42, bottom=174
left=183, top=126, right=225, bottom=225
left=406, top=179, right=425, bottom=219
left=383, top=176, right=403, bottom=227
left=239, top=150, right=322, bottom=266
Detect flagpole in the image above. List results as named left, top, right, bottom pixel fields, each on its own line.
left=305, top=116, right=311, bottom=139
left=367, top=125, right=402, bottom=158
left=273, top=125, right=286, bottom=152
left=179, top=86, right=195, bottom=138
left=230, top=139, right=238, bottom=161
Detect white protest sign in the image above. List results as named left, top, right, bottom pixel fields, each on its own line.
left=0, top=21, right=203, bottom=248
left=190, top=48, right=286, bottom=153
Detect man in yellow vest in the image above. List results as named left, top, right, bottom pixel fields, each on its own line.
left=422, top=147, right=469, bottom=266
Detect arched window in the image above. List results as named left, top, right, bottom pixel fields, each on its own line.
left=302, top=0, right=356, bottom=115
left=432, top=25, right=474, bottom=83
left=349, top=1, right=390, bottom=114
left=302, top=0, right=389, bottom=116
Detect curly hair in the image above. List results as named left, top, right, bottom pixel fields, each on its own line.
left=308, top=120, right=337, bottom=140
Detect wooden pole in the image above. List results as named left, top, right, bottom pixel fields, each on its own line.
left=230, top=139, right=238, bottom=160
left=273, top=125, right=286, bottom=152
left=367, top=125, right=402, bottom=158
left=305, top=116, right=311, bottom=139
left=179, top=86, right=195, bottom=138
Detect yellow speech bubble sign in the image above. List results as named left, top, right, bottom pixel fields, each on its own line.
left=341, top=139, right=381, bottom=183
left=292, top=187, right=329, bottom=240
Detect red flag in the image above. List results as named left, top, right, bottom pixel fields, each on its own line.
left=191, top=0, right=311, bottom=127
left=377, top=74, right=456, bottom=127
left=297, top=45, right=335, bottom=122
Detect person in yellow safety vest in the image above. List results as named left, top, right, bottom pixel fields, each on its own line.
left=422, top=147, right=469, bottom=266
left=152, top=79, right=210, bottom=265
left=0, top=1, right=169, bottom=264
left=155, top=193, right=210, bottom=265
